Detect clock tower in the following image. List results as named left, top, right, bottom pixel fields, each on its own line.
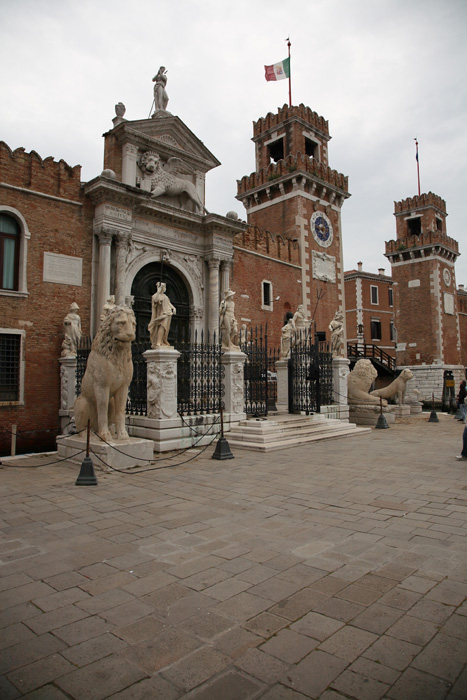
left=236, top=103, right=350, bottom=339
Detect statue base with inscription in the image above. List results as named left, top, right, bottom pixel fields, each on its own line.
left=349, top=404, right=396, bottom=427
left=56, top=434, right=154, bottom=471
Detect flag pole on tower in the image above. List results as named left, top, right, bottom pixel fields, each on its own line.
left=414, top=138, right=421, bottom=196
left=264, top=39, right=292, bottom=106
left=287, top=37, right=292, bottom=107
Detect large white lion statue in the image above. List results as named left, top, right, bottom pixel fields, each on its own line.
left=347, top=359, right=387, bottom=405
left=74, top=305, right=136, bottom=442
left=139, top=151, right=207, bottom=214
left=370, top=368, right=414, bottom=405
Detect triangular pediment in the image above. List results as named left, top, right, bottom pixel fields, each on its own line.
left=109, top=115, right=220, bottom=173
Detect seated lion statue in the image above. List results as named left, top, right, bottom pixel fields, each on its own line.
left=370, top=368, right=414, bottom=405
left=347, top=359, right=387, bottom=405
left=74, top=305, right=136, bottom=442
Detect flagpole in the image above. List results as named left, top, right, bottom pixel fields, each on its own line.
left=287, top=38, right=292, bottom=107
left=414, top=138, right=421, bottom=196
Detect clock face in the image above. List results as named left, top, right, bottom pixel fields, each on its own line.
left=443, top=268, right=451, bottom=287
left=311, top=211, right=333, bottom=248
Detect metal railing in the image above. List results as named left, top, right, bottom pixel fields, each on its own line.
left=289, top=331, right=333, bottom=414
left=177, top=330, right=224, bottom=416
left=347, top=343, right=396, bottom=373
left=241, top=324, right=279, bottom=416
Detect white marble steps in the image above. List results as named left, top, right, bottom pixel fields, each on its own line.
left=226, top=413, right=371, bottom=452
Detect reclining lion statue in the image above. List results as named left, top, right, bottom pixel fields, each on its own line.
left=347, top=358, right=387, bottom=405
left=370, top=368, right=414, bottom=405
left=74, top=305, right=136, bottom=441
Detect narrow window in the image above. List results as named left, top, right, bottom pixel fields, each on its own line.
left=0, top=214, right=20, bottom=291
left=390, top=321, right=395, bottom=342
left=370, top=285, right=379, bottom=305
left=262, top=281, right=273, bottom=310
left=371, top=320, right=382, bottom=341
left=388, top=287, right=394, bottom=307
left=0, top=333, right=21, bottom=401
left=305, top=137, right=318, bottom=160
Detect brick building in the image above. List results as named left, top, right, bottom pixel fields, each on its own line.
left=344, top=263, right=395, bottom=356
left=234, top=104, right=350, bottom=348
left=384, top=192, right=464, bottom=400
left=0, top=142, right=94, bottom=454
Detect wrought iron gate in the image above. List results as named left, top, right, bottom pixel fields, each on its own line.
left=288, top=331, right=333, bottom=414
left=241, top=325, right=279, bottom=416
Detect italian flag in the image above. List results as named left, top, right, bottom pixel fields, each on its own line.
left=264, top=56, right=290, bottom=82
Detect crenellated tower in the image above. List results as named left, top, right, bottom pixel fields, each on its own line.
left=235, top=103, right=350, bottom=340
left=385, top=192, right=461, bottom=367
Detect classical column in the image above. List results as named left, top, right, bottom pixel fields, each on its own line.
left=97, top=230, right=114, bottom=320
left=122, top=144, right=139, bottom=186
left=220, top=260, right=230, bottom=296
left=207, top=258, right=220, bottom=339
left=115, top=232, right=131, bottom=306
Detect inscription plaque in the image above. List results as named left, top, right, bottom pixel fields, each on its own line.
left=43, top=252, right=82, bottom=286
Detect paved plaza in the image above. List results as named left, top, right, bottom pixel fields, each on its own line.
left=1, top=412, right=466, bottom=699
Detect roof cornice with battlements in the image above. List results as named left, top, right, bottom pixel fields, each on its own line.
left=253, top=104, right=329, bottom=141
left=394, top=192, right=447, bottom=217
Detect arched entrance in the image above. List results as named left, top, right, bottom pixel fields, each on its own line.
left=131, top=262, right=190, bottom=344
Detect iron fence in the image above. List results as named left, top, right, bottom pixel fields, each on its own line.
left=241, top=325, right=279, bottom=416
left=289, top=330, right=333, bottom=414
left=177, top=330, right=224, bottom=415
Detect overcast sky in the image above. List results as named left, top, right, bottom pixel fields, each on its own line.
left=1, top=0, right=466, bottom=283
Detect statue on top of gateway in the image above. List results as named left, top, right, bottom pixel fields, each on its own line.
left=152, top=66, right=169, bottom=115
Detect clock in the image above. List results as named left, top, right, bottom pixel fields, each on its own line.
left=443, top=268, right=451, bottom=287
left=311, top=211, right=333, bottom=248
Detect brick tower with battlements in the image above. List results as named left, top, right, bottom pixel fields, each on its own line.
left=235, top=104, right=350, bottom=343
left=385, top=192, right=461, bottom=368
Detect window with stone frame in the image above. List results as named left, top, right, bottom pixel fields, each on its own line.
left=0, top=214, right=20, bottom=291
left=262, top=280, right=273, bottom=310
left=0, top=331, right=23, bottom=403
left=370, top=285, right=379, bottom=305
left=370, top=319, right=382, bottom=341
left=388, top=287, right=394, bottom=307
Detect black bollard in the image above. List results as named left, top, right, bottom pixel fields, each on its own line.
left=375, top=398, right=389, bottom=429
left=212, top=407, right=234, bottom=460
left=75, top=420, right=98, bottom=485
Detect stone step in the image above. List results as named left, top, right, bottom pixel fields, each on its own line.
left=226, top=415, right=371, bottom=452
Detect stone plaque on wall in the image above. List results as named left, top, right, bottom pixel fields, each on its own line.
left=43, top=252, right=82, bottom=286
left=444, top=292, right=455, bottom=315
left=312, top=250, right=336, bottom=283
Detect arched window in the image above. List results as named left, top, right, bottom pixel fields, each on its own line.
left=0, top=214, right=20, bottom=290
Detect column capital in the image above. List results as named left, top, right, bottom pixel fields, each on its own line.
left=207, top=257, right=220, bottom=269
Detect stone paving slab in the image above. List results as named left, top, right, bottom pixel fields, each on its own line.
left=0, top=412, right=466, bottom=698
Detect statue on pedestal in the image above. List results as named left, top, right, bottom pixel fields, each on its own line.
left=61, top=302, right=81, bottom=357
left=148, top=282, right=176, bottom=348
left=347, top=359, right=387, bottom=405
left=74, top=305, right=136, bottom=441
left=219, top=289, right=240, bottom=351
left=152, top=66, right=169, bottom=113
left=329, top=310, right=345, bottom=357
left=280, top=318, right=295, bottom=359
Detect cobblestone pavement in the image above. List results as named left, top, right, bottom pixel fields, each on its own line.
left=1, top=412, right=466, bottom=699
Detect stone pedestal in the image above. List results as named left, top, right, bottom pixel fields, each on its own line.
left=333, top=356, right=350, bottom=406
left=144, top=347, right=180, bottom=420
left=349, top=404, right=396, bottom=426
left=275, top=359, right=289, bottom=412
left=59, top=355, right=77, bottom=433
left=393, top=404, right=411, bottom=418
left=56, top=434, right=154, bottom=471
left=221, top=350, right=247, bottom=422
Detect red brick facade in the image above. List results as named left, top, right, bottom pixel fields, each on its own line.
left=0, top=142, right=93, bottom=455
left=385, top=193, right=461, bottom=367
left=234, top=104, right=350, bottom=348
left=344, top=264, right=395, bottom=356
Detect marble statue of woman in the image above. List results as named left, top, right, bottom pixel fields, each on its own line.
left=219, top=289, right=240, bottom=351
left=329, top=310, right=345, bottom=357
left=61, top=302, right=81, bottom=356
left=148, top=282, right=176, bottom=348
left=152, top=66, right=169, bottom=112
left=280, top=318, right=295, bottom=359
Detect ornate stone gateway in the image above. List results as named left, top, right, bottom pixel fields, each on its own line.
left=131, top=263, right=190, bottom=344
left=288, top=332, right=333, bottom=414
